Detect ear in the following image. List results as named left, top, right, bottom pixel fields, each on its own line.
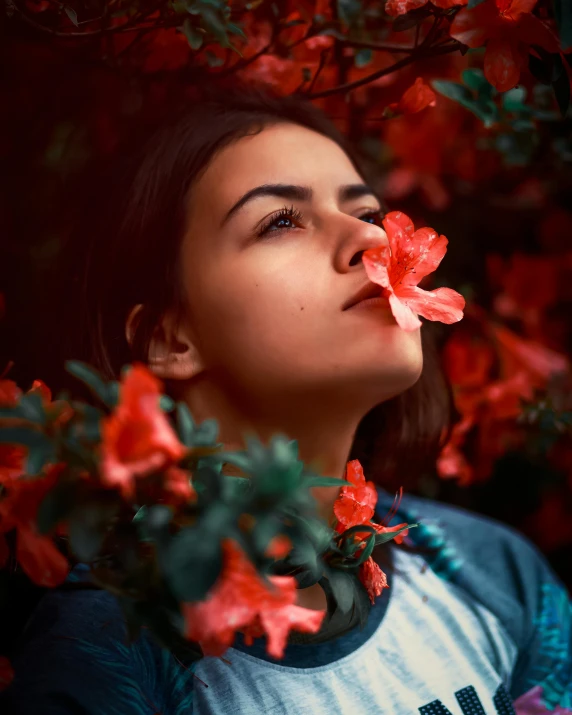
left=125, top=304, right=205, bottom=381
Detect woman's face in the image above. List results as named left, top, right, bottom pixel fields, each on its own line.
left=180, top=122, right=423, bottom=416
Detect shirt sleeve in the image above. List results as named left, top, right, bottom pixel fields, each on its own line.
left=0, top=586, right=196, bottom=715
left=510, top=550, right=572, bottom=713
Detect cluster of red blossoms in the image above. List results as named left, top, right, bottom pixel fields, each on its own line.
left=386, top=0, right=563, bottom=93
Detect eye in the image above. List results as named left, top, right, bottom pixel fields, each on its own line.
left=358, top=209, right=385, bottom=225
left=258, top=205, right=304, bottom=238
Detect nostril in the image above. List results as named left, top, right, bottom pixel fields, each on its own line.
left=349, top=251, right=364, bottom=267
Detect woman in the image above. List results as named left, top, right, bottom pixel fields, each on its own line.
left=1, top=83, right=570, bottom=714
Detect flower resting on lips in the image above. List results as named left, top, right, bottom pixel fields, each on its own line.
left=362, top=211, right=466, bottom=332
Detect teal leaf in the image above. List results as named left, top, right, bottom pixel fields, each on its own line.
left=181, top=18, right=204, bottom=50
left=65, top=361, right=118, bottom=408
left=300, top=476, right=353, bottom=488
left=355, top=48, right=373, bottom=68
left=69, top=499, right=120, bottom=561
left=37, top=479, right=79, bottom=535
left=323, top=567, right=355, bottom=614
left=554, top=0, right=572, bottom=50
left=164, top=526, right=223, bottom=601
left=64, top=5, right=78, bottom=25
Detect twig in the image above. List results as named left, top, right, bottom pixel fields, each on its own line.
left=300, top=42, right=461, bottom=100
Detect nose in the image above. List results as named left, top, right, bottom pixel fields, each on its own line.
left=341, top=214, right=390, bottom=269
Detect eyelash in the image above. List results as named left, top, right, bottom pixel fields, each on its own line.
left=257, top=205, right=386, bottom=238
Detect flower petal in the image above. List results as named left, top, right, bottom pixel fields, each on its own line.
left=449, top=1, right=502, bottom=47
left=384, top=0, right=427, bottom=17
left=358, top=557, right=389, bottom=605
left=395, top=285, right=466, bottom=324
left=389, top=292, right=423, bottom=331
left=397, top=77, right=437, bottom=115
left=484, top=38, right=524, bottom=92
left=381, top=212, right=449, bottom=287
left=17, top=527, right=69, bottom=587
left=431, top=0, right=468, bottom=7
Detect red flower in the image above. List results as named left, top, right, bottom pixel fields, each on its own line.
left=385, top=0, right=467, bottom=17
left=183, top=538, right=325, bottom=659
left=334, top=461, right=410, bottom=543
left=0, top=463, right=69, bottom=587
left=362, top=211, right=466, bottom=331
left=100, top=364, right=188, bottom=500
left=386, top=77, right=437, bottom=118
left=358, top=556, right=389, bottom=605
left=333, top=460, right=377, bottom=528
left=0, top=379, right=21, bottom=406
left=449, top=0, right=561, bottom=91
left=0, top=655, right=14, bottom=693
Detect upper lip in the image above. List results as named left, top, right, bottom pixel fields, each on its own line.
left=342, top=282, right=385, bottom=310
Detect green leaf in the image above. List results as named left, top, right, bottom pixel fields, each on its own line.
left=350, top=574, right=372, bottom=629
left=502, top=86, right=528, bottom=113
left=69, top=500, right=118, bottom=561
left=337, top=0, right=362, bottom=28
left=64, top=6, right=78, bottom=26
left=37, top=479, right=79, bottom=535
left=65, top=361, right=118, bottom=408
left=200, top=7, right=229, bottom=47
left=432, top=79, right=474, bottom=104
left=354, top=48, right=373, bottom=68
left=431, top=79, right=499, bottom=127
left=555, top=0, right=572, bottom=51
left=227, top=22, right=247, bottom=39
left=553, top=66, right=571, bottom=117
left=374, top=523, right=416, bottom=545
left=0, top=393, right=46, bottom=425
left=0, top=427, right=54, bottom=475
left=468, top=0, right=487, bottom=6
left=164, top=527, right=223, bottom=602
left=323, top=567, right=355, bottom=614
left=176, top=402, right=195, bottom=446
left=300, top=476, right=352, bottom=489
left=181, top=18, right=204, bottom=50
left=354, top=534, right=375, bottom=566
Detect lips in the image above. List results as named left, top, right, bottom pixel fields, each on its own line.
left=342, top=282, right=386, bottom=311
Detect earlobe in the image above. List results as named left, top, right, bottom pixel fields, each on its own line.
left=125, top=304, right=204, bottom=381
left=148, top=347, right=203, bottom=381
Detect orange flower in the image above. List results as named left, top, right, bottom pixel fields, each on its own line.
left=363, top=211, right=466, bottom=331
left=100, top=364, right=188, bottom=500
left=449, top=0, right=561, bottom=91
left=386, top=77, right=437, bottom=118
left=183, top=538, right=325, bottom=659
left=0, top=463, right=69, bottom=587
left=385, top=0, right=467, bottom=16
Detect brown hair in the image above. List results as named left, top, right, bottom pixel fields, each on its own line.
left=59, top=80, right=453, bottom=529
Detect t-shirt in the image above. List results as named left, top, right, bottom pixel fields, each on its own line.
left=1, top=487, right=571, bottom=714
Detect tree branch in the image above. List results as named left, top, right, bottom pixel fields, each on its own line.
left=300, top=42, right=462, bottom=100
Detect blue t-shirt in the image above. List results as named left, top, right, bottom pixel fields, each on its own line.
left=1, top=487, right=571, bottom=714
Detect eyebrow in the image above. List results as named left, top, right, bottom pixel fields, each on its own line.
left=220, top=183, right=384, bottom=227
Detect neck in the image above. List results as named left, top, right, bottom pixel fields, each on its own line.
left=178, top=373, right=370, bottom=526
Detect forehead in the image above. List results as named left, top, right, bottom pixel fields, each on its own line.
left=190, top=122, right=362, bottom=208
